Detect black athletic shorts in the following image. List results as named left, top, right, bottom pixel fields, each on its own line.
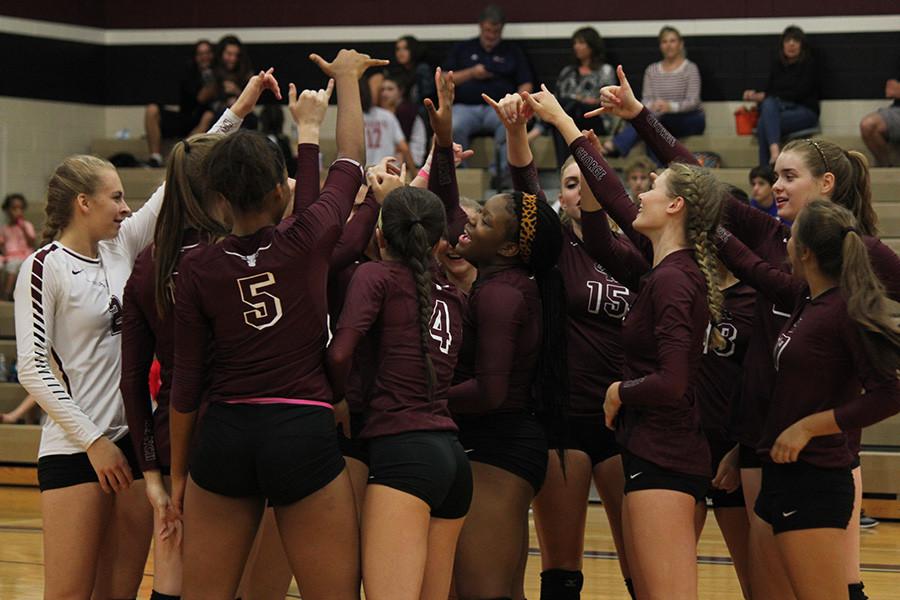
left=157, top=105, right=208, bottom=139
left=705, top=432, right=745, bottom=509
left=738, top=443, right=763, bottom=469
left=546, top=414, right=620, bottom=466
left=754, top=461, right=854, bottom=534
left=368, top=430, right=473, bottom=519
left=338, top=411, right=369, bottom=465
left=455, top=412, right=548, bottom=494
left=38, top=434, right=144, bottom=492
left=622, top=451, right=710, bottom=502
left=189, top=403, right=345, bottom=506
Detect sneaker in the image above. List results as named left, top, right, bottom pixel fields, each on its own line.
left=860, top=511, right=879, bottom=529
left=148, top=154, right=164, bottom=168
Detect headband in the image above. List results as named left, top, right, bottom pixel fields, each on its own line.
left=518, top=193, right=538, bottom=264
left=807, top=139, right=828, bottom=172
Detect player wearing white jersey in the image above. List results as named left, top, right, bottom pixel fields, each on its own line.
left=13, top=70, right=276, bottom=600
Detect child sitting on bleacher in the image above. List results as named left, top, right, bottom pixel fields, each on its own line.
left=622, top=155, right=654, bottom=202
left=0, top=194, right=36, bottom=300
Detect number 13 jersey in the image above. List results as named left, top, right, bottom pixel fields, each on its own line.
left=171, top=160, right=363, bottom=412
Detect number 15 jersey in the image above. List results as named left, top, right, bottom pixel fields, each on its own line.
left=171, top=160, right=363, bottom=413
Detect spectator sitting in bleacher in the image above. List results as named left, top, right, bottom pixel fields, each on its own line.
left=362, top=80, right=415, bottom=171
left=212, top=35, right=256, bottom=128
left=444, top=4, right=533, bottom=187
left=749, top=164, right=778, bottom=217
left=1, top=394, right=38, bottom=425
left=859, top=71, right=900, bottom=167
left=143, top=39, right=217, bottom=167
left=743, top=25, right=820, bottom=166
left=601, top=26, right=705, bottom=159
left=380, top=74, right=427, bottom=166
left=552, top=26, right=615, bottom=167
left=390, top=36, right=436, bottom=108
left=0, top=194, right=35, bottom=300
left=622, top=155, right=654, bottom=202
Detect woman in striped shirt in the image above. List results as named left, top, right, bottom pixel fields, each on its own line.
left=603, top=26, right=705, bottom=160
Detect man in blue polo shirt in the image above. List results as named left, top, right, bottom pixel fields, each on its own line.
left=444, top=4, right=534, bottom=187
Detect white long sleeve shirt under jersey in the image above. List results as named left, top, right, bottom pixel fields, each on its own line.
left=15, top=109, right=242, bottom=458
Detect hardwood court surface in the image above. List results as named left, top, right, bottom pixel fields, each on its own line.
left=1, top=485, right=899, bottom=599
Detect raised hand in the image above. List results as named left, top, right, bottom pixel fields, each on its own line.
left=452, top=142, right=474, bottom=166
left=521, top=84, right=569, bottom=126
left=309, top=49, right=389, bottom=80
left=424, top=67, right=455, bottom=147
left=586, top=65, right=642, bottom=120
left=288, top=79, right=334, bottom=128
left=231, top=67, right=282, bottom=119
left=367, top=161, right=407, bottom=204
left=483, top=92, right=533, bottom=128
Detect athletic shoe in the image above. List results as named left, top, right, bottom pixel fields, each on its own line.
left=860, top=511, right=879, bottom=529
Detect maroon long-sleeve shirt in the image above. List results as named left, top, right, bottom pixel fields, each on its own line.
left=171, top=158, right=363, bottom=412
left=718, top=233, right=900, bottom=468
left=510, top=160, right=635, bottom=417
left=120, top=236, right=193, bottom=472
left=448, top=266, right=540, bottom=415
left=328, top=260, right=463, bottom=438
left=630, top=107, right=900, bottom=457
left=429, top=143, right=469, bottom=244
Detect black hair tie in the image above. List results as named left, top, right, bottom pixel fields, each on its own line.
left=840, top=226, right=857, bottom=239
left=182, top=140, right=191, bottom=154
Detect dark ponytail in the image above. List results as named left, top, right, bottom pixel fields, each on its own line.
left=153, top=133, right=228, bottom=316
left=796, top=200, right=900, bottom=375
left=379, top=186, right=448, bottom=399
left=505, top=192, right=569, bottom=436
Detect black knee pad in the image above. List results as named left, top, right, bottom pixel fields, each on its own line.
left=150, top=593, right=180, bottom=600
left=849, top=582, right=869, bottom=600
left=540, top=569, right=583, bottom=600
left=625, top=577, right=637, bottom=600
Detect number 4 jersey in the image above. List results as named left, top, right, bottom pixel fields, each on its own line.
left=332, top=261, right=465, bottom=439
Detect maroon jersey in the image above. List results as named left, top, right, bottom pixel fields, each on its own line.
left=429, top=143, right=469, bottom=244
left=171, top=159, right=363, bottom=412
left=328, top=260, right=463, bottom=438
left=449, top=266, right=540, bottom=415
left=690, top=281, right=756, bottom=437
left=631, top=107, right=900, bottom=456
left=508, top=160, right=635, bottom=416
left=617, top=249, right=712, bottom=477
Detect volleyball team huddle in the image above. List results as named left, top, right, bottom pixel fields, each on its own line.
left=15, top=48, right=900, bottom=600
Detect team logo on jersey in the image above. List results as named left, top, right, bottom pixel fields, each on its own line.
left=224, top=243, right=272, bottom=268
left=108, top=296, right=123, bottom=336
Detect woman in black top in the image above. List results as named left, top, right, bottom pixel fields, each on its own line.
left=743, top=26, right=820, bottom=166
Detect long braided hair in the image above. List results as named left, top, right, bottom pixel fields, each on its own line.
left=666, top=162, right=727, bottom=347
left=379, top=186, right=448, bottom=399
left=501, top=191, right=569, bottom=431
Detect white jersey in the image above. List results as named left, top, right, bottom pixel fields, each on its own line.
left=364, top=106, right=406, bottom=166
left=15, top=109, right=242, bottom=458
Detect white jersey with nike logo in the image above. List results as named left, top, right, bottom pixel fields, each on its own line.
left=14, top=109, right=242, bottom=458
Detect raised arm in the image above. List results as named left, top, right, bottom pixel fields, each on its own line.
left=715, top=228, right=802, bottom=310
left=482, top=92, right=545, bottom=201
left=287, top=78, right=333, bottom=215
left=425, top=68, right=468, bottom=242
left=329, top=186, right=380, bottom=271
left=117, top=69, right=280, bottom=261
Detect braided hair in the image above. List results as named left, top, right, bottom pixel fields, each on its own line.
left=501, top=191, right=569, bottom=431
left=379, top=187, right=448, bottom=399
left=666, top=163, right=727, bottom=347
